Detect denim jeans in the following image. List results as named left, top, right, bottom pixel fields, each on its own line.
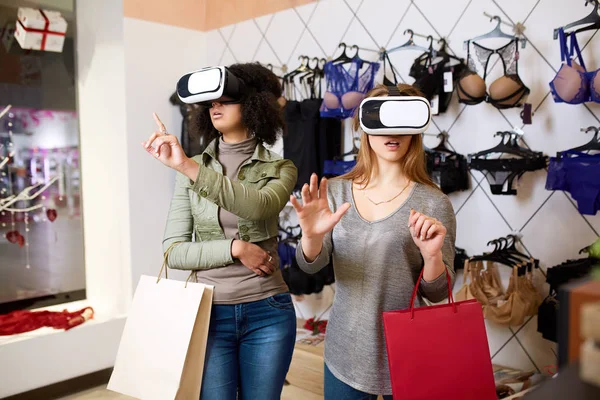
left=200, top=293, right=296, bottom=400
left=325, top=363, right=393, bottom=400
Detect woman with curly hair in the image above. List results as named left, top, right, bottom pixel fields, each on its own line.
left=143, top=63, right=298, bottom=399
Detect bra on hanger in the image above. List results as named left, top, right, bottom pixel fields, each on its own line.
left=457, top=38, right=530, bottom=109
left=549, top=28, right=600, bottom=104
left=321, top=57, right=380, bottom=119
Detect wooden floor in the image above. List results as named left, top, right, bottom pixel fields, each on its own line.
left=57, top=384, right=322, bottom=400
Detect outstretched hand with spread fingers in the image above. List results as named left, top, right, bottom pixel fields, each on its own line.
left=290, top=174, right=351, bottom=239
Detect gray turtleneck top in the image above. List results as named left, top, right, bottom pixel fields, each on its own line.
left=196, top=137, right=289, bottom=304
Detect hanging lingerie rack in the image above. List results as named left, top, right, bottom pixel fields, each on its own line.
left=384, top=29, right=442, bottom=57
left=553, top=0, right=600, bottom=39
left=464, top=14, right=527, bottom=49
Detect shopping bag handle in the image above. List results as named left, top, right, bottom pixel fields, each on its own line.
left=409, top=267, right=456, bottom=319
left=157, top=242, right=181, bottom=283
left=157, top=242, right=199, bottom=288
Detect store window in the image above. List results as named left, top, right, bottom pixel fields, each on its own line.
left=0, top=0, right=84, bottom=313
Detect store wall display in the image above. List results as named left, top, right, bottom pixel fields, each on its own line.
left=468, top=130, right=548, bottom=195
left=203, top=0, right=600, bottom=375
left=0, top=0, right=84, bottom=315
left=546, top=126, right=600, bottom=215
left=425, top=132, right=470, bottom=194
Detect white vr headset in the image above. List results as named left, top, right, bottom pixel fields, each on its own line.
left=177, top=66, right=247, bottom=105
left=359, top=89, right=432, bottom=135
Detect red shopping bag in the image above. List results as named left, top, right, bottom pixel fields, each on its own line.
left=383, top=268, right=496, bottom=400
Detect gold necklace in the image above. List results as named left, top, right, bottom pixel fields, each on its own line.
left=362, top=181, right=411, bottom=206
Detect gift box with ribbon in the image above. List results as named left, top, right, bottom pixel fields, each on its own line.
left=14, top=8, right=67, bottom=53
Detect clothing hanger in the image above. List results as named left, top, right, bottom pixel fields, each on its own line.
left=465, top=16, right=518, bottom=49
left=387, top=29, right=437, bottom=56
left=436, top=38, right=464, bottom=64
left=470, top=132, right=535, bottom=158
left=554, top=0, right=600, bottom=39
left=503, top=130, right=541, bottom=157
left=567, top=126, right=600, bottom=153
left=431, top=131, right=458, bottom=155
left=283, top=56, right=313, bottom=100
left=296, top=57, right=321, bottom=98
left=330, top=43, right=357, bottom=64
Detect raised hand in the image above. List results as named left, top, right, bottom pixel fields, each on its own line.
left=408, top=209, right=447, bottom=260
left=142, top=113, right=191, bottom=172
left=290, top=174, right=350, bottom=240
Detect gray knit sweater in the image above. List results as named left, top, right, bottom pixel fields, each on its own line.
left=296, top=179, right=456, bottom=395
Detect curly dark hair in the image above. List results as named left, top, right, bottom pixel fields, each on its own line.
left=189, top=63, right=285, bottom=148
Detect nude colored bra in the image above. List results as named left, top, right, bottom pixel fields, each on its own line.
left=457, top=38, right=530, bottom=109
left=455, top=260, right=542, bottom=326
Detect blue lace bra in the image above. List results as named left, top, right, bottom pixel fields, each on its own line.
left=549, top=28, right=600, bottom=104
left=320, top=57, right=379, bottom=119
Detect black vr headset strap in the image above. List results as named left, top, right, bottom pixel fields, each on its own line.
left=387, top=85, right=402, bottom=96
left=382, top=51, right=398, bottom=86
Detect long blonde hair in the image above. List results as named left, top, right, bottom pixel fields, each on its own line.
left=339, top=83, right=438, bottom=189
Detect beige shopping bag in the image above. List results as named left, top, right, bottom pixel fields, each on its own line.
left=108, top=262, right=213, bottom=400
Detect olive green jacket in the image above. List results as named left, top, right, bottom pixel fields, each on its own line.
left=162, top=139, right=298, bottom=270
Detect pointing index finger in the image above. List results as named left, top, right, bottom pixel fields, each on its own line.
left=153, top=112, right=167, bottom=133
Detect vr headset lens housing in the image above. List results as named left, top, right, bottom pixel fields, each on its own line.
left=359, top=96, right=432, bottom=135
left=177, top=66, right=247, bottom=105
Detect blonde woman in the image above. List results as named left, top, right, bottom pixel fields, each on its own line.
left=291, top=84, right=456, bottom=399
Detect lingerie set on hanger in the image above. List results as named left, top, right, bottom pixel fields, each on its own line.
left=549, top=28, right=600, bottom=104
left=469, top=155, right=548, bottom=195
left=456, top=260, right=542, bottom=326
left=538, top=257, right=595, bottom=342
left=320, top=57, right=380, bottom=119
left=409, top=48, right=466, bottom=113
left=425, top=150, right=470, bottom=194
left=457, top=38, right=530, bottom=109
left=546, top=151, right=600, bottom=215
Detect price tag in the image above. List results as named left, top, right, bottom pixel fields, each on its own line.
left=443, top=71, right=453, bottom=92
left=430, top=95, right=439, bottom=115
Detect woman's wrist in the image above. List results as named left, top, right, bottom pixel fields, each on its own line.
left=422, top=250, right=443, bottom=264
left=231, top=239, right=246, bottom=259
left=177, top=157, right=199, bottom=180
left=422, top=251, right=445, bottom=282
left=301, top=235, right=324, bottom=263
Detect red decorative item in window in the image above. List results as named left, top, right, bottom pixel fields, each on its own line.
left=303, top=317, right=328, bottom=335
left=0, top=307, right=94, bottom=336
left=5, top=230, right=25, bottom=247
left=46, top=208, right=57, bottom=222
left=5, top=230, right=20, bottom=244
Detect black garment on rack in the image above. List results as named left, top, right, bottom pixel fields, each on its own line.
left=409, top=48, right=466, bottom=114
left=284, top=99, right=342, bottom=190
left=426, top=150, right=470, bottom=194
left=537, top=257, right=594, bottom=342
left=278, top=240, right=335, bottom=295
left=169, top=92, right=206, bottom=157
left=454, top=247, right=468, bottom=271
left=469, top=156, right=548, bottom=195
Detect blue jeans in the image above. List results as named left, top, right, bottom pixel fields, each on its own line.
left=200, top=293, right=296, bottom=400
left=325, top=363, right=393, bottom=400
